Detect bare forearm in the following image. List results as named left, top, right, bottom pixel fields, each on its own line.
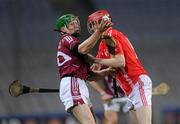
left=89, top=81, right=105, bottom=95
left=90, top=81, right=113, bottom=102
left=95, top=57, right=125, bottom=68
left=78, top=30, right=101, bottom=54
left=78, top=19, right=113, bottom=54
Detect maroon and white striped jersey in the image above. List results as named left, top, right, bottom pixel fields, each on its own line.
left=57, top=33, right=90, bottom=80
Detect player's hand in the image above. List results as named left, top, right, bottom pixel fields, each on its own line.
left=93, top=19, right=113, bottom=33
left=90, top=63, right=101, bottom=71
left=101, top=93, right=113, bottom=103
left=93, top=67, right=116, bottom=77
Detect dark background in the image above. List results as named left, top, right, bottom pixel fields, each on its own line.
left=0, top=0, right=180, bottom=123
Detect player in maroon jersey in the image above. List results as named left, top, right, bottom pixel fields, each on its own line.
left=87, top=10, right=152, bottom=124
left=55, top=14, right=113, bottom=124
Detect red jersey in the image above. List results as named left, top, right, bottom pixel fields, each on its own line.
left=57, top=33, right=89, bottom=80
left=96, top=27, right=147, bottom=95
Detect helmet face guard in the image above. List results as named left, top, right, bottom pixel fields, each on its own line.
left=87, top=10, right=111, bottom=34
left=55, top=14, right=80, bottom=32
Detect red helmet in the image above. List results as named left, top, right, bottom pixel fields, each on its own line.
left=87, top=9, right=111, bottom=33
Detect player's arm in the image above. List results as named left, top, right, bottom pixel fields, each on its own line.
left=78, top=20, right=112, bottom=54
left=94, top=54, right=125, bottom=68
left=95, top=33, right=125, bottom=68
left=87, top=67, right=116, bottom=81
left=89, top=81, right=113, bottom=102
left=89, top=81, right=105, bottom=95
left=87, top=63, right=102, bottom=81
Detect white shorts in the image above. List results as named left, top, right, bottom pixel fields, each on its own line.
left=59, top=77, right=92, bottom=112
left=103, top=100, right=121, bottom=112
left=128, top=75, right=152, bottom=109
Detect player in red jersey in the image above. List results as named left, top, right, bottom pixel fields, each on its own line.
left=87, top=10, right=152, bottom=124
left=55, top=14, right=113, bottom=124
left=90, top=62, right=133, bottom=124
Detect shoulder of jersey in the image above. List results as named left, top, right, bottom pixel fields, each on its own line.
left=61, top=34, right=74, bottom=43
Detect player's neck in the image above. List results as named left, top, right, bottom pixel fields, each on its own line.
left=106, top=40, right=115, bottom=47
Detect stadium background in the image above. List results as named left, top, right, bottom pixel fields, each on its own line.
left=0, top=0, right=180, bottom=123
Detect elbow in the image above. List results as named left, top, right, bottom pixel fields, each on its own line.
left=116, top=63, right=125, bottom=68
left=120, top=62, right=126, bottom=68
left=116, top=55, right=125, bottom=68
left=116, top=59, right=125, bottom=68
left=121, top=59, right=126, bottom=67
